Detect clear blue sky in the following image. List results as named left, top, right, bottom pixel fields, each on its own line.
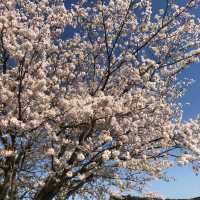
left=149, top=63, right=200, bottom=199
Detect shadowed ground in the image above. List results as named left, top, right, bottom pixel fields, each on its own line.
left=110, top=195, right=200, bottom=200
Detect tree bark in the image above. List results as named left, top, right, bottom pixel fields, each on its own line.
left=0, top=172, right=11, bottom=200
left=34, top=178, right=62, bottom=200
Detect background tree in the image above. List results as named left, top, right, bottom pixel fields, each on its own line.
left=1, top=0, right=200, bottom=199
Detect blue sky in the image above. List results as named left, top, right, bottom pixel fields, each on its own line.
left=149, top=64, right=200, bottom=199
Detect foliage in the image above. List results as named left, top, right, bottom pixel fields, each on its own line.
left=1, top=0, right=200, bottom=199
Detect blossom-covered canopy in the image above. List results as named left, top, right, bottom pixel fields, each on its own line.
left=0, top=0, right=200, bottom=199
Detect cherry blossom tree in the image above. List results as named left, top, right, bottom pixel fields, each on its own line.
left=1, top=0, right=200, bottom=199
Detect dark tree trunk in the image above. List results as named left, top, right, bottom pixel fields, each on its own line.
left=0, top=173, right=11, bottom=200
left=34, top=178, right=62, bottom=200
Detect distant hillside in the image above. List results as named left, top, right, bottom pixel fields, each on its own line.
left=110, top=195, right=200, bottom=200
